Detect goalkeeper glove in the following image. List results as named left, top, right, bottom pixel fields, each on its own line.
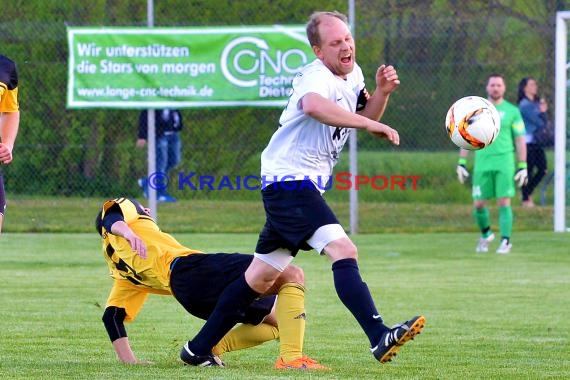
left=514, top=161, right=528, bottom=188
left=456, top=158, right=470, bottom=184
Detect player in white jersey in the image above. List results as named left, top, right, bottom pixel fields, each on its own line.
left=181, top=11, right=425, bottom=368
left=261, top=58, right=365, bottom=187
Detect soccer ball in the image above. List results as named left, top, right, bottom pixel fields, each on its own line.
left=445, top=96, right=501, bottom=150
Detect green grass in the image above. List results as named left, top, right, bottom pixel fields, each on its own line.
left=1, top=232, right=569, bottom=379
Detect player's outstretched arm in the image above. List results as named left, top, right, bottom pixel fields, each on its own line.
left=302, top=92, right=374, bottom=129
left=112, top=337, right=138, bottom=364
left=112, top=338, right=153, bottom=365
left=102, top=306, right=152, bottom=365
left=102, top=306, right=136, bottom=363
left=301, top=93, right=399, bottom=145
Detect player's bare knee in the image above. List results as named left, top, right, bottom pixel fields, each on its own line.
left=324, top=238, right=358, bottom=261
left=337, top=242, right=358, bottom=260
left=245, top=264, right=281, bottom=293
left=497, top=198, right=510, bottom=207
left=474, top=201, right=486, bottom=209
left=280, top=264, right=304, bottom=285
left=346, top=241, right=358, bottom=259
left=246, top=275, right=277, bottom=294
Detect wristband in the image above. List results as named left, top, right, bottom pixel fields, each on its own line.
left=458, top=158, right=467, bottom=166
left=517, top=161, right=527, bottom=169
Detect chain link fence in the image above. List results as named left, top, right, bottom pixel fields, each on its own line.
left=1, top=0, right=567, bottom=232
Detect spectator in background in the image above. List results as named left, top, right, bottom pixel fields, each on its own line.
left=0, top=54, right=20, bottom=234
left=137, top=109, right=183, bottom=203
left=517, top=77, right=548, bottom=208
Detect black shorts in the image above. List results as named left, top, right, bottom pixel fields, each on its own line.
left=255, top=180, right=339, bottom=256
left=169, top=253, right=275, bottom=325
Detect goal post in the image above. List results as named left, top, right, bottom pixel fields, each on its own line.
left=554, top=11, right=569, bottom=232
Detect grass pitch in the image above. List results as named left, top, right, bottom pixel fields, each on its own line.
left=0, top=231, right=569, bottom=379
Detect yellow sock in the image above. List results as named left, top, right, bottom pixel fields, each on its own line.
left=212, top=323, right=279, bottom=356
left=276, top=282, right=306, bottom=362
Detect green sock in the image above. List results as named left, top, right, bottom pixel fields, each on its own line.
left=473, top=207, right=491, bottom=237
left=498, top=205, right=513, bottom=240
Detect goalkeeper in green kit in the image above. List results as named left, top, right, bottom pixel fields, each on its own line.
left=456, top=73, right=527, bottom=254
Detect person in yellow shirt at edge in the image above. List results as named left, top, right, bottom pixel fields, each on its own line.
left=0, top=54, right=21, bottom=234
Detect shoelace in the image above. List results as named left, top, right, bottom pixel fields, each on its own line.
left=384, top=322, right=411, bottom=346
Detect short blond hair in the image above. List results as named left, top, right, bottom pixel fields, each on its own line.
left=306, top=11, right=348, bottom=47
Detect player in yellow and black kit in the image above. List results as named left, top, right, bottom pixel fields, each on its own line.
left=96, top=197, right=326, bottom=369
left=0, top=54, right=20, bottom=233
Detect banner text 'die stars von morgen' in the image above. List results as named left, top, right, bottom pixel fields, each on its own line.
left=66, top=26, right=314, bottom=109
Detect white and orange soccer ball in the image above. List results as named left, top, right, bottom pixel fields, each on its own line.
left=445, top=96, right=501, bottom=150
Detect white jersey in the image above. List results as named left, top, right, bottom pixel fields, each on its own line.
left=260, top=59, right=365, bottom=192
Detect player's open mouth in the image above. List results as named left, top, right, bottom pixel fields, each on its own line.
left=340, top=55, right=352, bottom=64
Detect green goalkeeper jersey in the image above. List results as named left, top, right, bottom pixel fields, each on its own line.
left=474, top=99, right=525, bottom=170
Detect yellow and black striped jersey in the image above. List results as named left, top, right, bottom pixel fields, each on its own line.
left=0, top=55, right=19, bottom=113
left=99, top=197, right=202, bottom=321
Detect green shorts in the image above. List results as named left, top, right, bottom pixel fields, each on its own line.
left=471, top=166, right=515, bottom=200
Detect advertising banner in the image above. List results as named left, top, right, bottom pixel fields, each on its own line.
left=67, top=26, right=313, bottom=108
